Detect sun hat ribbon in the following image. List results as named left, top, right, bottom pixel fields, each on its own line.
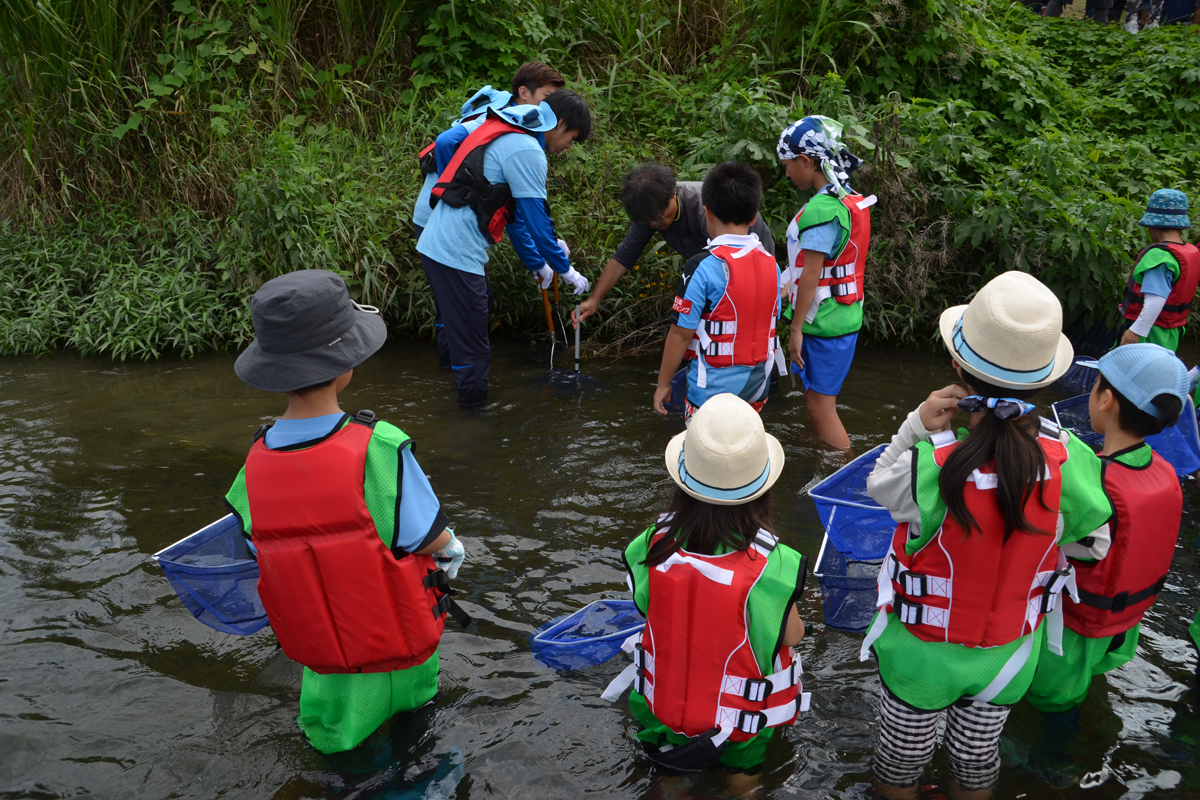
left=776, top=115, right=862, bottom=198
left=952, top=315, right=1056, bottom=385
left=957, top=395, right=1036, bottom=420
left=677, top=445, right=771, bottom=503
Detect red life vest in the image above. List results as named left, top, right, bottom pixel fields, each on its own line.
left=243, top=414, right=455, bottom=674
left=1120, top=242, right=1200, bottom=329
left=883, top=423, right=1070, bottom=648
left=606, top=529, right=805, bottom=745
left=418, top=95, right=496, bottom=174
left=430, top=108, right=534, bottom=244
left=1066, top=448, right=1181, bottom=638
left=682, top=239, right=783, bottom=390
left=817, top=193, right=874, bottom=306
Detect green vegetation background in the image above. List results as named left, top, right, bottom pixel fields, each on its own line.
left=1, top=0, right=1198, bottom=360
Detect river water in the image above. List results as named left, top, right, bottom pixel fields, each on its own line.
left=1, top=338, right=1198, bottom=799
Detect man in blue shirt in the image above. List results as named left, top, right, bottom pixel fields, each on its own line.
left=417, top=90, right=593, bottom=407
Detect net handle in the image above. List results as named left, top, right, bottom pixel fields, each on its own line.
left=151, top=514, right=237, bottom=562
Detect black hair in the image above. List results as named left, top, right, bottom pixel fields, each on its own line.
left=939, top=372, right=1052, bottom=540
left=511, top=61, right=565, bottom=97
left=701, top=161, right=762, bottom=226
left=1096, top=373, right=1181, bottom=437
left=291, top=379, right=334, bottom=396
left=544, top=89, right=591, bottom=143
left=621, top=163, right=676, bottom=223
left=643, top=487, right=774, bottom=567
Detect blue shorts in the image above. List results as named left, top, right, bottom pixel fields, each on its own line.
left=792, top=332, right=858, bottom=396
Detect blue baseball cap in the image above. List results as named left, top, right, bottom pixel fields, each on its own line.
left=1138, top=188, right=1191, bottom=229
left=1080, top=343, right=1190, bottom=419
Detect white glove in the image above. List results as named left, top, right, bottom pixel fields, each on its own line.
left=556, top=238, right=571, bottom=260
left=432, top=530, right=465, bottom=579
left=534, top=265, right=554, bottom=290
left=561, top=267, right=590, bottom=296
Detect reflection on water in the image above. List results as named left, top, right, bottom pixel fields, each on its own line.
left=1, top=337, right=1197, bottom=799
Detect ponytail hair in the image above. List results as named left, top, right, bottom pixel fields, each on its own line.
left=938, top=376, right=1052, bottom=540
left=643, top=488, right=774, bottom=567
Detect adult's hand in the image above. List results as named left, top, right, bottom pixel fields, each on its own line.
left=918, top=385, right=967, bottom=432
left=571, top=296, right=599, bottom=327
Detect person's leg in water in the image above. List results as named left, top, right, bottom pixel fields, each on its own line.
left=1045, top=0, right=1067, bottom=15
left=943, top=698, right=1011, bottom=800
left=1090, top=0, right=1114, bottom=19
left=874, top=685, right=941, bottom=800
left=796, top=331, right=856, bottom=450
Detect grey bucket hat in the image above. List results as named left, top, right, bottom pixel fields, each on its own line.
left=235, top=270, right=387, bottom=393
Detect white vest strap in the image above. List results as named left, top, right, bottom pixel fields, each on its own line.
left=720, top=659, right=801, bottom=703
left=655, top=553, right=735, bottom=585
left=601, top=663, right=638, bottom=702
left=966, top=633, right=1035, bottom=705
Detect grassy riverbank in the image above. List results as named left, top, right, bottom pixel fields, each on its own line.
left=2, top=0, right=1198, bottom=358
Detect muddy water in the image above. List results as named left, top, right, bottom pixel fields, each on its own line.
left=1, top=338, right=1198, bottom=800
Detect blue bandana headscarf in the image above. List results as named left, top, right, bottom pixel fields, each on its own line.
left=776, top=115, right=863, bottom=198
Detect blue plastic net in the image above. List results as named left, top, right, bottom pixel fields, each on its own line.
left=154, top=515, right=269, bottom=636
left=1053, top=394, right=1200, bottom=479
left=813, top=535, right=881, bottom=633
left=1053, top=356, right=1099, bottom=397
left=808, top=444, right=895, bottom=561
left=530, top=599, right=645, bottom=670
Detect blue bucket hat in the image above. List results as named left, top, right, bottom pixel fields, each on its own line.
left=1079, top=343, right=1190, bottom=419
left=1139, top=188, right=1191, bottom=229
left=459, top=85, right=513, bottom=122
left=496, top=102, right=558, bottom=133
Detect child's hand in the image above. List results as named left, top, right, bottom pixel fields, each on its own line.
left=789, top=329, right=804, bottom=370
left=1119, top=329, right=1140, bottom=347
left=919, top=385, right=966, bottom=432
left=653, top=383, right=672, bottom=415
left=433, top=531, right=465, bottom=579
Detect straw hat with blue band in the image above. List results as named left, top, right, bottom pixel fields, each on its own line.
left=938, top=270, right=1074, bottom=391
left=1138, top=188, right=1191, bottom=230
left=664, top=393, right=785, bottom=506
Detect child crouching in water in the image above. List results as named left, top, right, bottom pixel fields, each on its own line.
left=604, top=393, right=809, bottom=788
left=862, top=271, right=1112, bottom=799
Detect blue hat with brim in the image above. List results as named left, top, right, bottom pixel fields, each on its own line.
left=1139, top=188, right=1191, bottom=229
left=496, top=102, right=558, bottom=133
left=1077, top=343, right=1189, bottom=419
left=459, top=85, right=513, bottom=121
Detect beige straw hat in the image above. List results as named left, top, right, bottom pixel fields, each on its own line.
left=938, top=271, right=1073, bottom=390
left=664, top=393, right=785, bottom=506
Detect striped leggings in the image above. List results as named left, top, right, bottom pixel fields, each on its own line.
left=874, top=685, right=1011, bottom=791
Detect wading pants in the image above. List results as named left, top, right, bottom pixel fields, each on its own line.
left=415, top=225, right=450, bottom=371
left=420, top=253, right=492, bottom=407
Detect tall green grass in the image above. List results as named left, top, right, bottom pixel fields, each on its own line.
left=1, top=0, right=1198, bottom=358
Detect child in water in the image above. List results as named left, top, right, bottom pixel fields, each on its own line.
left=1028, top=344, right=1188, bottom=714
left=777, top=115, right=874, bottom=450
left=1117, top=189, right=1198, bottom=353
left=223, top=270, right=470, bottom=754
left=604, top=393, right=808, bottom=788
left=653, top=161, right=784, bottom=421
left=862, top=271, right=1112, bottom=799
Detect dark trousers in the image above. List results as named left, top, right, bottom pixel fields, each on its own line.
left=419, top=253, right=492, bottom=407
left=414, top=225, right=451, bottom=370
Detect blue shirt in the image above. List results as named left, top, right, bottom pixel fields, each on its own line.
left=264, top=414, right=444, bottom=554
left=671, top=234, right=781, bottom=408
left=798, top=219, right=841, bottom=260
left=412, top=121, right=475, bottom=230
left=1140, top=264, right=1174, bottom=298
left=417, top=131, right=569, bottom=276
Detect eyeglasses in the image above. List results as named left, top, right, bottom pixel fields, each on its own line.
left=647, top=194, right=676, bottom=227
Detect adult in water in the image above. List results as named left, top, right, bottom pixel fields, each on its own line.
left=570, top=163, right=777, bottom=327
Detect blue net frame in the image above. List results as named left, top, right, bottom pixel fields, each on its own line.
left=808, top=444, right=895, bottom=562
left=529, top=599, right=646, bottom=671
left=1053, top=394, right=1200, bottom=480
left=153, top=515, right=269, bottom=636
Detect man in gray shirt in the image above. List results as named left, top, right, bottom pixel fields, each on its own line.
left=571, top=163, right=777, bottom=326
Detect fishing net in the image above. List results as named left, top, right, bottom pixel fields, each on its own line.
left=154, top=515, right=268, bottom=635
left=813, top=534, right=882, bottom=633
left=808, top=444, right=895, bottom=561
left=1054, top=356, right=1100, bottom=397
left=530, top=599, right=645, bottom=670
left=1053, top=394, right=1200, bottom=479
